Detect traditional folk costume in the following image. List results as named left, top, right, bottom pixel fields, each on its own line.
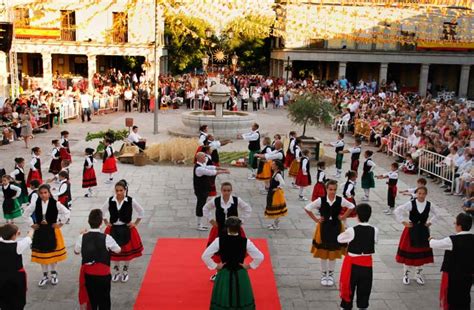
left=311, top=169, right=327, bottom=201
left=75, top=229, right=121, bottom=310
left=194, top=131, right=210, bottom=162
left=361, top=158, right=376, bottom=200
left=338, top=223, right=378, bottom=310
left=24, top=197, right=69, bottom=266
left=205, top=149, right=220, bottom=197
left=2, top=183, right=23, bottom=220
left=56, top=179, right=72, bottom=210
left=265, top=171, right=287, bottom=219
left=202, top=235, right=264, bottom=310
left=0, top=235, right=31, bottom=310
left=102, top=145, right=118, bottom=174
left=82, top=155, right=97, bottom=189
left=284, top=136, right=296, bottom=168
left=49, top=147, right=62, bottom=175
left=430, top=231, right=474, bottom=310
left=194, top=162, right=217, bottom=230
left=383, top=171, right=398, bottom=211
left=10, top=166, right=29, bottom=205
left=102, top=196, right=144, bottom=262
left=241, top=130, right=260, bottom=178
left=394, top=199, right=437, bottom=282
left=59, top=137, right=72, bottom=162
left=288, top=145, right=301, bottom=179
left=256, top=145, right=273, bottom=181
left=203, top=196, right=251, bottom=247
left=295, top=155, right=311, bottom=187
left=348, top=146, right=361, bottom=172
left=342, top=180, right=357, bottom=218
left=26, top=155, right=42, bottom=187
left=330, top=139, right=345, bottom=177
left=402, top=160, right=416, bottom=174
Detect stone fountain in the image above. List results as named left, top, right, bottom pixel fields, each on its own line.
left=169, top=82, right=255, bottom=139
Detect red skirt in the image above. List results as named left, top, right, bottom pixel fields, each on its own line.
left=104, top=226, right=143, bottom=261
left=58, top=195, right=70, bottom=208
left=82, top=168, right=97, bottom=188
left=49, top=158, right=62, bottom=174
left=311, top=182, right=326, bottom=201
left=59, top=147, right=72, bottom=162
left=102, top=157, right=117, bottom=174
left=350, top=159, right=359, bottom=172
left=395, top=227, right=433, bottom=266
left=26, top=170, right=43, bottom=188
left=340, top=197, right=357, bottom=218
left=295, top=170, right=311, bottom=187
left=284, top=152, right=295, bottom=168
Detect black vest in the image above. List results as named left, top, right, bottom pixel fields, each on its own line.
left=193, top=164, right=211, bottom=193
left=219, top=235, right=247, bottom=270
left=58, top=181, right=72, bottom=203
left=347, top=225, right=375, bottom=255
left=103, top=146, right=113, bottom=162
left=300, top=157, right=310, bottom=175
left=211, top=149, right=219, bottom=164
left=335, top=140, right=344, bottom=153
left=33, top=157, right=41, bottom=170
left=108, top=197, right=133, bottom=224
left=0, top=242, right=23, bottom=271
left=81, top=232, right=111, bottom=266
left=61, top=139, right=69, bottom=148
left=343, top=181, right=355, bottom=199
left=351, top=148, right=361, bottom=161
left=2, top=184, right=16, bottom=199
left=248, top=131, right=260, bottom=151
left=260, top=145, right=272, bottom=156
left=440, top=233, right=474, bottom=275
left=52, top=148, right=60, bottom=159
left=409, top=200, right=431, bottom=224
left=316, top=169, right=326, bottom=184
left=84, top=155, right=94, bottom=168
left=200, top=133, right=209, bottom=146
left=215, top=196, right=239, bottom=228
left=34, top=198, right=58, bottom=224
left=28, top=190, right=37, bottom=203
left=363, top=159, right=372, bottom=174
left=388, top=177, right=398, bottom=186
left=287, top=137, right=295, bottom=154
left=14, top=167, right=25, bottom=184
left=319, top=196, right=342, bottom=221
left=269, top=172, right=283, bottom=191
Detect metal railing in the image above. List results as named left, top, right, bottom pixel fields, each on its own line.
left=388, top=133, right=410, bottom=158
left=418, top=149, right=456, bottom=193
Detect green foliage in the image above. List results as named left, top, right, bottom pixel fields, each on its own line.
left=85, top=129, right=129, bottom=153
left=287, top=93, right=335, bottom=137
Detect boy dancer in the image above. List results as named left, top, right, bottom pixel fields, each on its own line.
left=343, top=138, right=362, bottom=172
left=376, top=162, right=399, bottom=215
left=238, top=123, right=260, bottom=180
left=325, top=133, right=344, bottom=178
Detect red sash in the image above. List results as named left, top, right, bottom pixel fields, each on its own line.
left=339, top=255, right=372, bottom=303
left=439, top=272, right=449, bottom=310
left=79, top=263, right=110, bottom=309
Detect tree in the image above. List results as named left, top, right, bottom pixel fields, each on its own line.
left=287, top=93, right=335, bottom=138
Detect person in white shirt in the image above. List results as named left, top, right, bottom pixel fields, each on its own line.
left=127, top=126, right=146, bottom=151
left=376, top=162, right=399, bottom=215
left=123, top=87, right=133, bottom=112
left=80, top=91, right=92, bottom=122
left=238, top=123, right=261, bottom=179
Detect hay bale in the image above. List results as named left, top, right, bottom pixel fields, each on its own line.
left=143, top=138, right=199, bottom=164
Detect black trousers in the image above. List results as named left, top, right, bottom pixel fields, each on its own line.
left=340, top=265, right=373, bottom=310
left=82, top=108, right=91, bottom=122
left=85, top=274, right=112, bottom=310
left=448, top=273, right=472, bottom=310
left=387, top=185, right=396, bottom=209
left=195, top=191, right=209, bottom=217
left=133, top=141, right=146, bottom=152
left=0, top=271, right=27, bottom=310
left=124, top=100, right=132, bottom=112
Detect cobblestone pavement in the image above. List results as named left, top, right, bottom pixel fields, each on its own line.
left=0, top=108, right=471, bottom=310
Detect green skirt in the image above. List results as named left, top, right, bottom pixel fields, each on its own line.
left=248, top=150, right=260, bottom=170
left=211, top=268, right=256, bottom=310
left=361, top=171, right=375, bottom=189
left=335, top=153, right=343, bottom=169
left=3, top=199, right=23, bottom=220
left=17, top=192, right=29, bottom=205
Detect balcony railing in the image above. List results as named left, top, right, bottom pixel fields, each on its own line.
left=61, top=28, right=76, bottom=41
left=112, top=30, right=128, bottom=43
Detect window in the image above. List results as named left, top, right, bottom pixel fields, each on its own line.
left=113, top=12, right=128, bottom=43
left=442, top=22, right=457, bottom=41
left=14, top=8, right=30, bottom=27
left=60, top=10, right=76, bottom=41
left=308, top=38, right=325, bottom=49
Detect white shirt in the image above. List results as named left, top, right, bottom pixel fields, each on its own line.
left=74, top=228, right=121, bottom=256
left=394, top=199, right=438, bottom=224
left=429, top=231, right=472, bottom=250
left=288, top=138, right=296, bottom=155
left=124, top=90, right=133, bottom=100
left=301, top=157, right=309, bottom=175
left=198, top=132, right=208, bottom=146
left=202, top=237, right=264, bottom=270
left=203, top=196, right=252, bottom=223
left=84, top=156, right=95, bottom=169
left=104, top=146, right=113, bottom=158
left=305, top=196, right=355, bottom=213
left=51, top=147, right=60, bottom=159
left=264, top=149, right=284, bottom=161
left=209, top=140, right=221, bottom=150
left=365, top=158, right=376, bottom=171
left=330, top=139, right=344, bottom=149
left=24, top=199, right=71, bottom=226
left=383, top=170, right=398, bottom=180
left=2, top=184, right=21, bottom=199
left=101, top=196, right=145, bottom=225
left=242, top=130, right=259, bottom=142
left=127, top=131, right=142, bottom=143
left=316, top=170, right=326, bottom=183
left=80, top=94, right=91, bottom=109
left=29, top=191, right=38, bottom=206
left=195, top=162, right=217, bottom=177
left=30, top=156, right=40, bottom=171
left=0, top=236, right=32, bottom=255
left=54, top=179, right=69, bottom=198
left=337, top=223, right=379, bottom=257
left=349, top=146, right=361, bottom=155
left=272, top=172, right=285, bottom=188
left=9, top=167, right=24, bottom=179
left=344, top=180, right=355, bottom=198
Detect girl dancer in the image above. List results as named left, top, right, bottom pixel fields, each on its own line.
left=49, top=140, right=62, bottom=176
left=2, top=175, right=23, bottom=223
left=288, top=138, right=302, bottom=187
left=265, top=160, right=287, bottom=230
left=55, top=171, right=72, bottom=212
left=256, top=137, right=273, bottom=193
left=26, top=147, right=43, bottom=187
left=284, top=131, right=297, bottom=169
left=361, top=150, right=375, bottom=201
left=59, top=130, right=72, bottom=162
left=341, top=170, right=358, bottom=218
left=311, top=161, right=327, bottom=201
left=102, top=138, right=117, bottom=184
left=295, top=149, right=312, bottom=201
left=102, top=180, right=144, bottom=283
left=10, top=157, right=29, bottom=205
left=83, top=148, right=97, bottom=197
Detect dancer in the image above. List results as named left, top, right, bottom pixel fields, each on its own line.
left=55, top=171, right=72, bottom=212
left=28, top=179, right=40, bottom=206
left=325, top=132, right=344, bottom=178
left=26, top=147, right=43, bottom=187
left=194, top=152, right=230, bottom=231
left=24, top=184, right=70, bottom=286
left=46, top=159, right=71, bottom=184
left=255, top=140, right=285, bottom=194
left=207, top=134, right=232, bottom=167
left=295, top=149, right=312, bottom=201
left=10, top=157, right=29, bottom=205
left=338, top=203, right=378, bottom=310
left=83, top=147, right=98, bottom=198
left=256, top=137, right=273, bottom=193
left=343, top=138, right=362, bottom=172
left=311, top=161, right=327, bottom=202
left=399, top=178, right=427, bottom=200
left=59, top=130, right=72, bottom=162
left=376, top=162, right=399, bottom=215
left=0, top=224, right=33, bottom=310
left=198, top=124, right=209, bottom=146
left=102, top=138, right=117, bottom=184
left=304, top=180, right=355, bottom=286
left=288, top=138, right=302, bottom=187
left=102, top=180, right=144, bottom=283
left=49, top=140, right=62, bottom=176
left=430, top=213, right=473, bottom=310
left=237, top=123, right=260, bottom=180
left=2, top=175, right=23, bottom=223
left=361, top=150, right=375, bottom=201
left=265, top=160, right=287, bottom=230
left=341, top=170, right=358, bottom=218
left=394, top=186, right=437, bottom=285
left=202, top=146, right=218, bottom=197
left=284, top=131, right=297, bottom=169
left=272, top=134, right=281, bottom=148
left=75, top=209, right=121, bottom=310
left=202, top=216, right=264, bottom=310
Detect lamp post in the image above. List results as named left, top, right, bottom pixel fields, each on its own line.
left=231, top=53, right=238, bottom=73
left=201, top=55, right=209, bottom=72
left=153, top=0, right=159, bottom=134
left=285, top=56, right=292, bottom=83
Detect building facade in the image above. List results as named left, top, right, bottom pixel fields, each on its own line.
left=0, top=0, right=168, bottom=96
left=270, top=0, right=474, bottom=99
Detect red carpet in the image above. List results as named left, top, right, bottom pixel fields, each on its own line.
left=135, top=238, right=281, bottom=310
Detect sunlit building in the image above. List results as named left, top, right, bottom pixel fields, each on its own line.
left=270, top=0, right=474, bottom=98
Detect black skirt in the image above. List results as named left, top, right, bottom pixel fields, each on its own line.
left=409, top=224, right=430, bottom=248
left=110, top=225, right=131, bottom=247
left=320, top=220, right=342, bottom=251
left=32, top=224, right=57, bottom=252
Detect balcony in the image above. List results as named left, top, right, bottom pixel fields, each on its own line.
left=61, top=27, right=76, bottom=41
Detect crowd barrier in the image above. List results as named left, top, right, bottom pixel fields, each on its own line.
left=388, top=133, right=410, bottom=158
left=417, top=148, right=456, bottom=193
